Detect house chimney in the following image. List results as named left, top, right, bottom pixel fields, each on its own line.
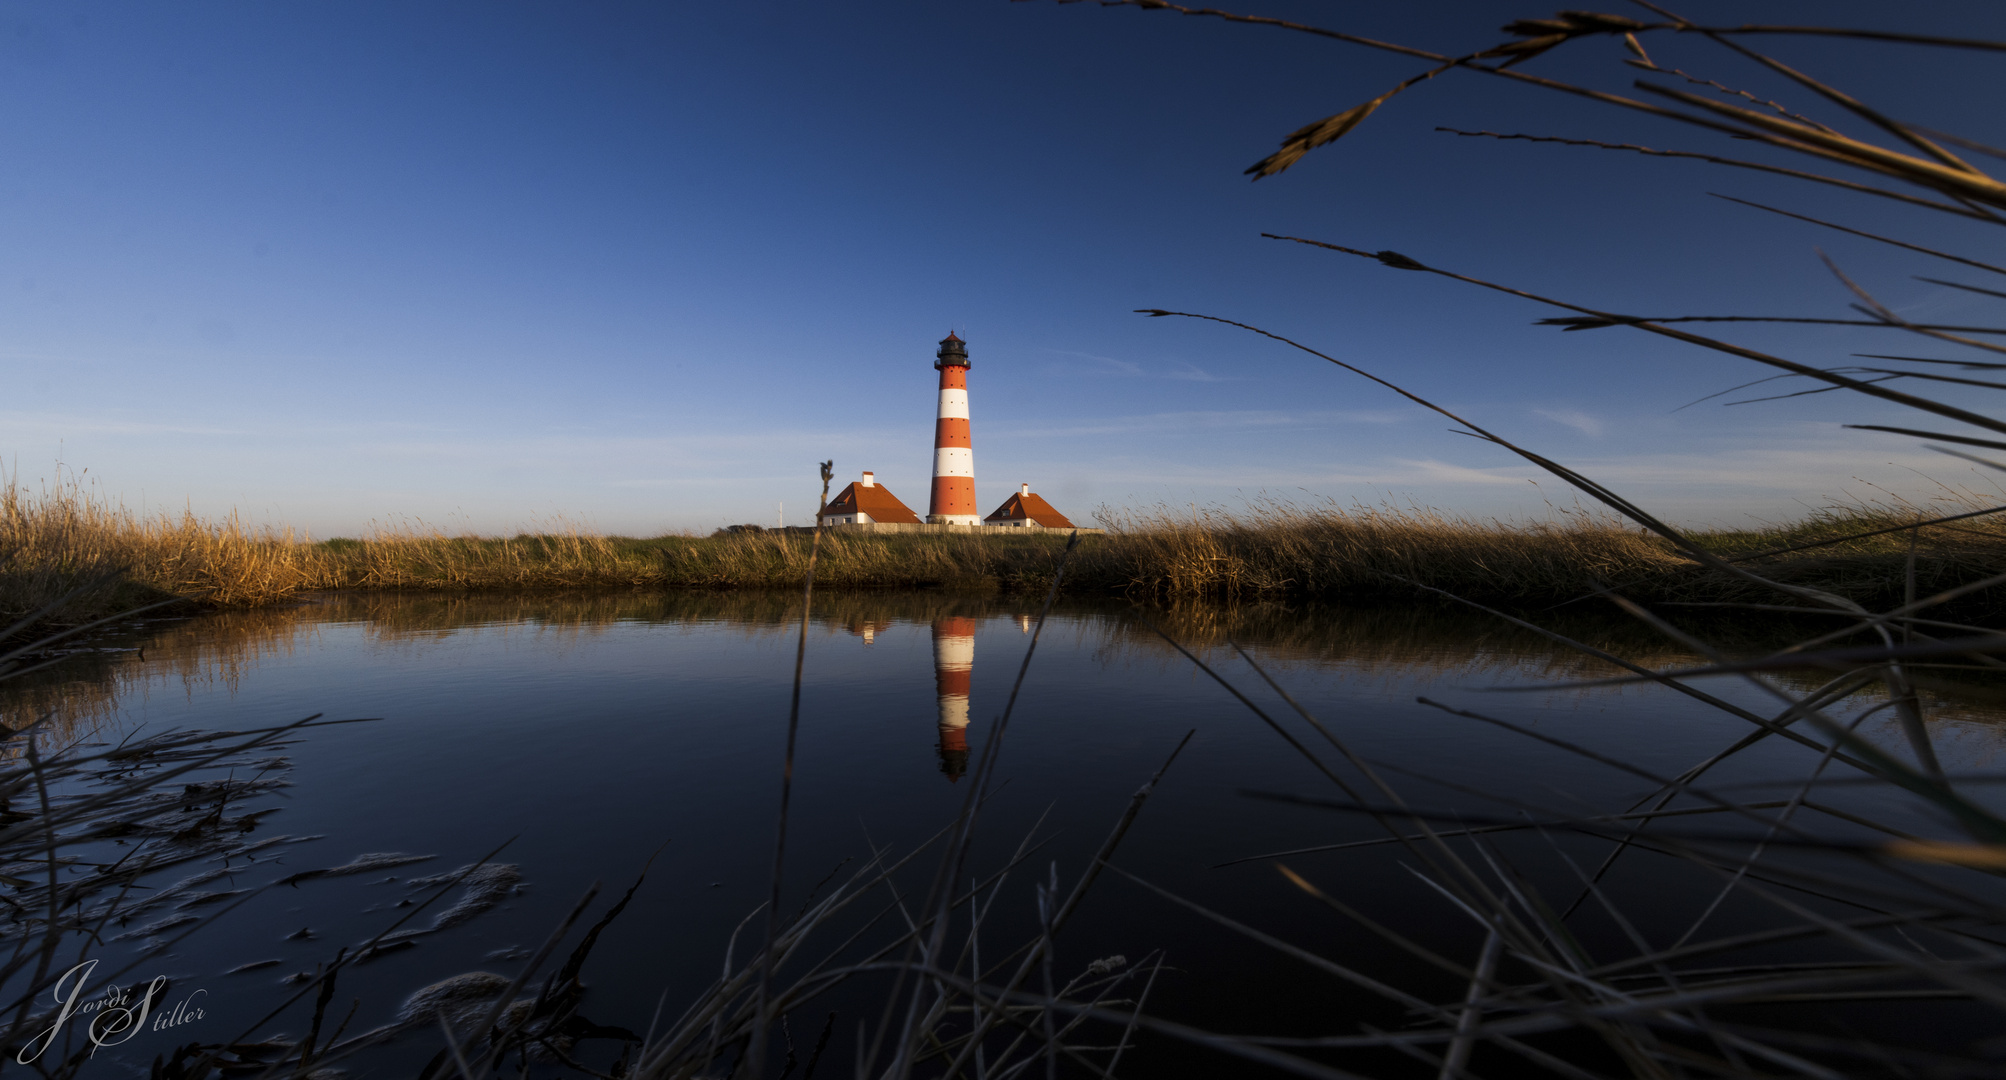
left=1019, top=483, right=1028, bottom=496
left=862, top=471, right=876, bottom=487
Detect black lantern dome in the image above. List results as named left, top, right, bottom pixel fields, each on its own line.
left=935, top=331, right=969, bottom=369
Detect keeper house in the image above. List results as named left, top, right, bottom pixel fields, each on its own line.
left=818, top=472, right=923, bottom=526
left=983, top=484, right=1075, bottom=529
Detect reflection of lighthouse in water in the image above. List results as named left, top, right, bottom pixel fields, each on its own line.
left=932, top=617, right=976, bottom=781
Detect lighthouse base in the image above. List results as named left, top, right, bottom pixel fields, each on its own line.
left=926, top=514, right=981, bottom=526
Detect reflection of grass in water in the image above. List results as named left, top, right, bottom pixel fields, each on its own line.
left=0, top=608, right=325, bottom=738
left=6, top=588, right=1949, bottom=745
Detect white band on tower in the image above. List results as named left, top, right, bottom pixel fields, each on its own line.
left=933, top=447, right=973, bottom=477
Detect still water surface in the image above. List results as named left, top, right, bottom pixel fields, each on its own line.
left=10, top=590, right=1998, bottom=1075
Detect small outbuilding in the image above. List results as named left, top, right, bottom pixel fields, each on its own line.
left=983, top=484, right=1075, bottom=529
left=819, top=472, right=923, bottom=526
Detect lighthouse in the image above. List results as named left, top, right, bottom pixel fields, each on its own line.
left=927, top=332, right=979, bottom=525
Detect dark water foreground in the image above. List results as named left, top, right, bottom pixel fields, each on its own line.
left=6, top=591, right=2003, bottom=1077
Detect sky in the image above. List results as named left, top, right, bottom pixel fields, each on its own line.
left=3, top=1, right=2004, bottom=536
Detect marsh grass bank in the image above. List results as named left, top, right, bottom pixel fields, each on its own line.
left=7, top=481, right=2006, bottom=627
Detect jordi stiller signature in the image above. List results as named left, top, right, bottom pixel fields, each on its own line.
left=15, top=959, right=207, bottom=1063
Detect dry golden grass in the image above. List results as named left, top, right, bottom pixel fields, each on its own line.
left=1084, top=500, right=1687, bottom=600
left=326, top=523, right=670, bottom=591
left=7, top=476, right=2006, bottom=628
left=1083, top=496, right=2006, bottom=617
left=0, top=473, right=324, bottom=623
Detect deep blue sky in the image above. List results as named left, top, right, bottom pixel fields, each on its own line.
left=4, top=1, right=2004, bottom=535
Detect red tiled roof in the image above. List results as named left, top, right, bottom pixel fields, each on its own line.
left=983, top=491, right=1074, bottom=528
left=821, top=480, right=923, bottom=524
left=941, top=331, right=963, bottom=343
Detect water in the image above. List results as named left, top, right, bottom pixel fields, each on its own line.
left=8, top=590, right=2001, bottom=1076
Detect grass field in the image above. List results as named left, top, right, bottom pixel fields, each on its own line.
left=8, top=477, right=2005, bottom=628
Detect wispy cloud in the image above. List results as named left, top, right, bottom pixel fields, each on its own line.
left=352, top=426, right=905, bottom=472
left=1386, top=458, right=1541, bottom=486
left=1531, top=408, right=1604, bottom=437
left=991, top=425, right=1975, bottom=513
left=0, top=411, right=249, bottom=437
left=1044, top=348, right=1141, bottom=375
left=1164, top=361, right=1229, bottom=382
left=1007, top=408, right=1409, bottom=438
left=1043, top=348, right=1234, bottom=382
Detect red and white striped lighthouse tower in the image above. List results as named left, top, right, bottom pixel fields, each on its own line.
left=927, top=332, right=979, bottom=525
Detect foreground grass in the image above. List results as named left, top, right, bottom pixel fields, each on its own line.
left=6, top=480, right=2006, bottom=626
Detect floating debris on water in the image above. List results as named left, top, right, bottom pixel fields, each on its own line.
left=109, top=912, right=200, bottom=941
left=396, top=971, right=515, bottom=1031
left=355, top=939, right=419, bottom=964
left=280, top=852, right=436, bottom=885
left=176, top=888, right=249, bottom=909
left=403, top=864, right=522, bottom=933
